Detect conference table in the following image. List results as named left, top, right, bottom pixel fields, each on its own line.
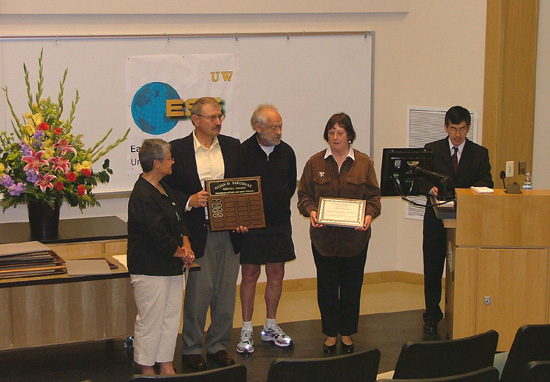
left=0, top=216, right=136, bottom=351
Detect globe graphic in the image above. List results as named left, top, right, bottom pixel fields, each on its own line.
left=131, top=82, right=180, bottom=135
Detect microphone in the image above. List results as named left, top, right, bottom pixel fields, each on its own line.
left=500, top=170, right=506, bottom=190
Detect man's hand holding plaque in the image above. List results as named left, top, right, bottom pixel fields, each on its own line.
left=205, top=177, right=266, bottom=232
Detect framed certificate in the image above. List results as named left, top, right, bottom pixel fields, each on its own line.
left=205, top=177, right=266, bottom=231
left=317, top=197, right=366, bottom=228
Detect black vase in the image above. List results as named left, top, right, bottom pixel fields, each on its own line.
left=27, top=200, right=61, bottom=240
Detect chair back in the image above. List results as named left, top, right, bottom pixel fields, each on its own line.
left=392, top=330, right=498, bottom=379
left=522, top=360, right=550, bottom=382
left=500, top=324, right=550, bottom=382
left=266, top=347, right=380, bottom=382
left=378, top=366, right=499, bottom=382
left=131, top=363, right=247, bottom=382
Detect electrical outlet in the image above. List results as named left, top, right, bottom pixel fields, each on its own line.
left=518, top=161, right=527, bottom=175
left=506, top=161, right=514, bottom=177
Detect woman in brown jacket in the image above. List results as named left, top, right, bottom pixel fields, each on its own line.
left=297, top=113, right=381, bottom=355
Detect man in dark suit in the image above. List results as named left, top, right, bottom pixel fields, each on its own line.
left=422, top=105, right=493, bottom=334
left=164, top=97, right=245, bottom=370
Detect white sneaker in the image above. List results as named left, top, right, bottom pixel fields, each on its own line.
left=261, top=324, right=293, bottom=347
left=236, top=328, right=254, bottom=354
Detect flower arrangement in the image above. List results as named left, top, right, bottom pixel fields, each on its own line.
left=0, top=50, right=129, bottom=211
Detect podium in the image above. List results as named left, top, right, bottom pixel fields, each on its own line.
left=444, top=189, right=550, bottom=351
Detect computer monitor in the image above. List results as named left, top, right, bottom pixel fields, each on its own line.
left=380, top=148, right=434, bottom=197
left=380, top=147, right=455, bottom=201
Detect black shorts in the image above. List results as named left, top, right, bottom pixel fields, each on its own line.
left=240, top=221, right=296, bottom=265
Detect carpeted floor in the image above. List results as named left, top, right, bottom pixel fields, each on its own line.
left=0, top=309, right=447, bottom=382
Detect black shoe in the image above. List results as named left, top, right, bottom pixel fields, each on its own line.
left=341, top=340, right=354, bottom=354
left=323, top=338, right=337, bottom=355
left=423, top=320, right=438, bottom=334
left=182, top=354, right=207, bottom=371
left=207, top=350, right=235, bottom=366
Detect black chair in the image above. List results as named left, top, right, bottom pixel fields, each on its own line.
left=500, top=324, right=550, bottom=382
left=392, top=330, right=499, bottom=379
left=378, top=366, right=499, bottom=382
left=522, top=361, right=550, bottom=382
left=266, top=347, right=380, bottom=382
left=130, top=364, right=247, bottom=382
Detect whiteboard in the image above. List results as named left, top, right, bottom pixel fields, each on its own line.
left=0, top=32, right=373, bottom=193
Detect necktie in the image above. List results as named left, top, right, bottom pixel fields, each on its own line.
left=452, top=146, right=458, bottom=172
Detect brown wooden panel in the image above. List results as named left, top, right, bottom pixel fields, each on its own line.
left=105, top=277, right=136, bottom=338
left=476, top=248, right=548, bottom=351
left=68, top=280, right=106, bottom=341
left=446, top=247, right=478, bottom=340
left=0, top=288, right=13, bottom=348
left=104, top=239, right=127, bottom=255
left=456, top=189, right=550, bottom=247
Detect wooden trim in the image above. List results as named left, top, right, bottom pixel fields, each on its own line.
left=483, top=0, right=539, bottom=186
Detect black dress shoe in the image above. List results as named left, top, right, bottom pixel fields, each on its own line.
left=182, top=354, right=207, bottom=371
left=323, top=338, right=337, bottom=355
left=341, top=340, right=354, bottom=353
left=423, top=320, right=438, bottom=334
left=207, top=350, right=235, bottom=366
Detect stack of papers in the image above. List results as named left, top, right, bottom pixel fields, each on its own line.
left=0, top=241, right=66, bottom=279
left=471, top=186, right=494, bottom=194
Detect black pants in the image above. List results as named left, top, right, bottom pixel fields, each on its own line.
left=312, top=243, right=368, bottom=337
left=422, top=206, right=446, bottom=323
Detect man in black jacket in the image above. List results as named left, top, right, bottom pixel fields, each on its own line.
left=422, top=106, right=493, bottom=334
left=164, top=97, right=245, bottom=370
left=236, top=104, right=297, bottom=354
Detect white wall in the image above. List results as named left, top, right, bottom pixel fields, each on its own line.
left=4, top=1, right=545, bottom=281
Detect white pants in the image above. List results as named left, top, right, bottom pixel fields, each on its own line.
left=131, top=274, right=183, bottom=366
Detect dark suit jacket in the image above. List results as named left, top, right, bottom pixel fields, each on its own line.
left=422, top=136, right=494, bottom=231
left=425, top=137, right=493, bottom=190
left=164, top=133, right=244, bottom=258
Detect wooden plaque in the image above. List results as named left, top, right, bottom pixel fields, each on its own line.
left=205, top=177, right=266, bottom=231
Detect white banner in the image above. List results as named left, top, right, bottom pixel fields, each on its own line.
left=125, top=53, right=239, bottom=174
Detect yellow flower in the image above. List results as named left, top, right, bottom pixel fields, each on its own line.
left=0, top=163, right=5, bottom=174
left=81, top=160, right=92, bottom=169
left=73, top=163, right=83, bottom=172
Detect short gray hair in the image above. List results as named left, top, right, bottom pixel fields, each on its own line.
left=139, top=139, right=171, bottom=172
left=250, top=104, right=278, bottom=130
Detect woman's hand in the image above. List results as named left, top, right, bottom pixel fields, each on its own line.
left=310, top=211, right=324, bottom=228
left=174, top=245, right=195, bottom=265
left=355, top=214, right=372, bottom=232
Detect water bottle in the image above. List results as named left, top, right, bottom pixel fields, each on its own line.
left=523, top=172, right=533, bottom=189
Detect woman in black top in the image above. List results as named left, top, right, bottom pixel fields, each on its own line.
left=128, top=139, right=194, bottom=375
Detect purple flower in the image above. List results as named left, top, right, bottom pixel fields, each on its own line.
left=9, top=182, right=26, bottom=196
left=19, top=141, right=32, bottom=156
left=1, top=174, right=14, bottom=187
left=26, top=169, right=40, bottom=183
left=33, top=130, right=45, bottom=141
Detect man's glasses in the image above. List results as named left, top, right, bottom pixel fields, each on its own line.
left=196, top=114, right=225, bottom=122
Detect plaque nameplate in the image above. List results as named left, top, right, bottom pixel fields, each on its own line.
left=205, top=177, right=266, bottom=231
left=317, top=197, right=366, bottom=228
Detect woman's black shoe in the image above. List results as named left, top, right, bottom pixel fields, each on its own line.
left=341, top=340, right=354, bottom=353
left=323, top=339, right=337, bottom=355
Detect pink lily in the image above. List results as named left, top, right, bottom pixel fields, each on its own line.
left=53, top=139, right=77, bottom=156
left=48, top=156, right=70, bottom=173
left=22, top=150, right=49, bottom=172
left=34, top=173, right=56, bottom=192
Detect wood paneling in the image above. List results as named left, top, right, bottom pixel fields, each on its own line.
left=483, top=0, right=539, bottom=185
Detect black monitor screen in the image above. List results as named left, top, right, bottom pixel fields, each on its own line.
left=380, top=148, right=433, bottom=197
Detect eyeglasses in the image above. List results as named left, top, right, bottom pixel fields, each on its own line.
left=448, top=126, right=468, bottom=134
left=160, top=157, right=174, bottom=162
left=196, top=113, right=225, bottom=122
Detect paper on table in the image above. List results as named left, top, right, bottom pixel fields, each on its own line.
left=0, top=241, right=51, bottom=257
left=112, top=254, right=128, bottom=270
left=65, top=259, right=112, bottom=276
left=470, top=186, right=494, bottom=194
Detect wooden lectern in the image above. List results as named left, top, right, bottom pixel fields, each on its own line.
left=444, top=189, right=550, bottom=351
